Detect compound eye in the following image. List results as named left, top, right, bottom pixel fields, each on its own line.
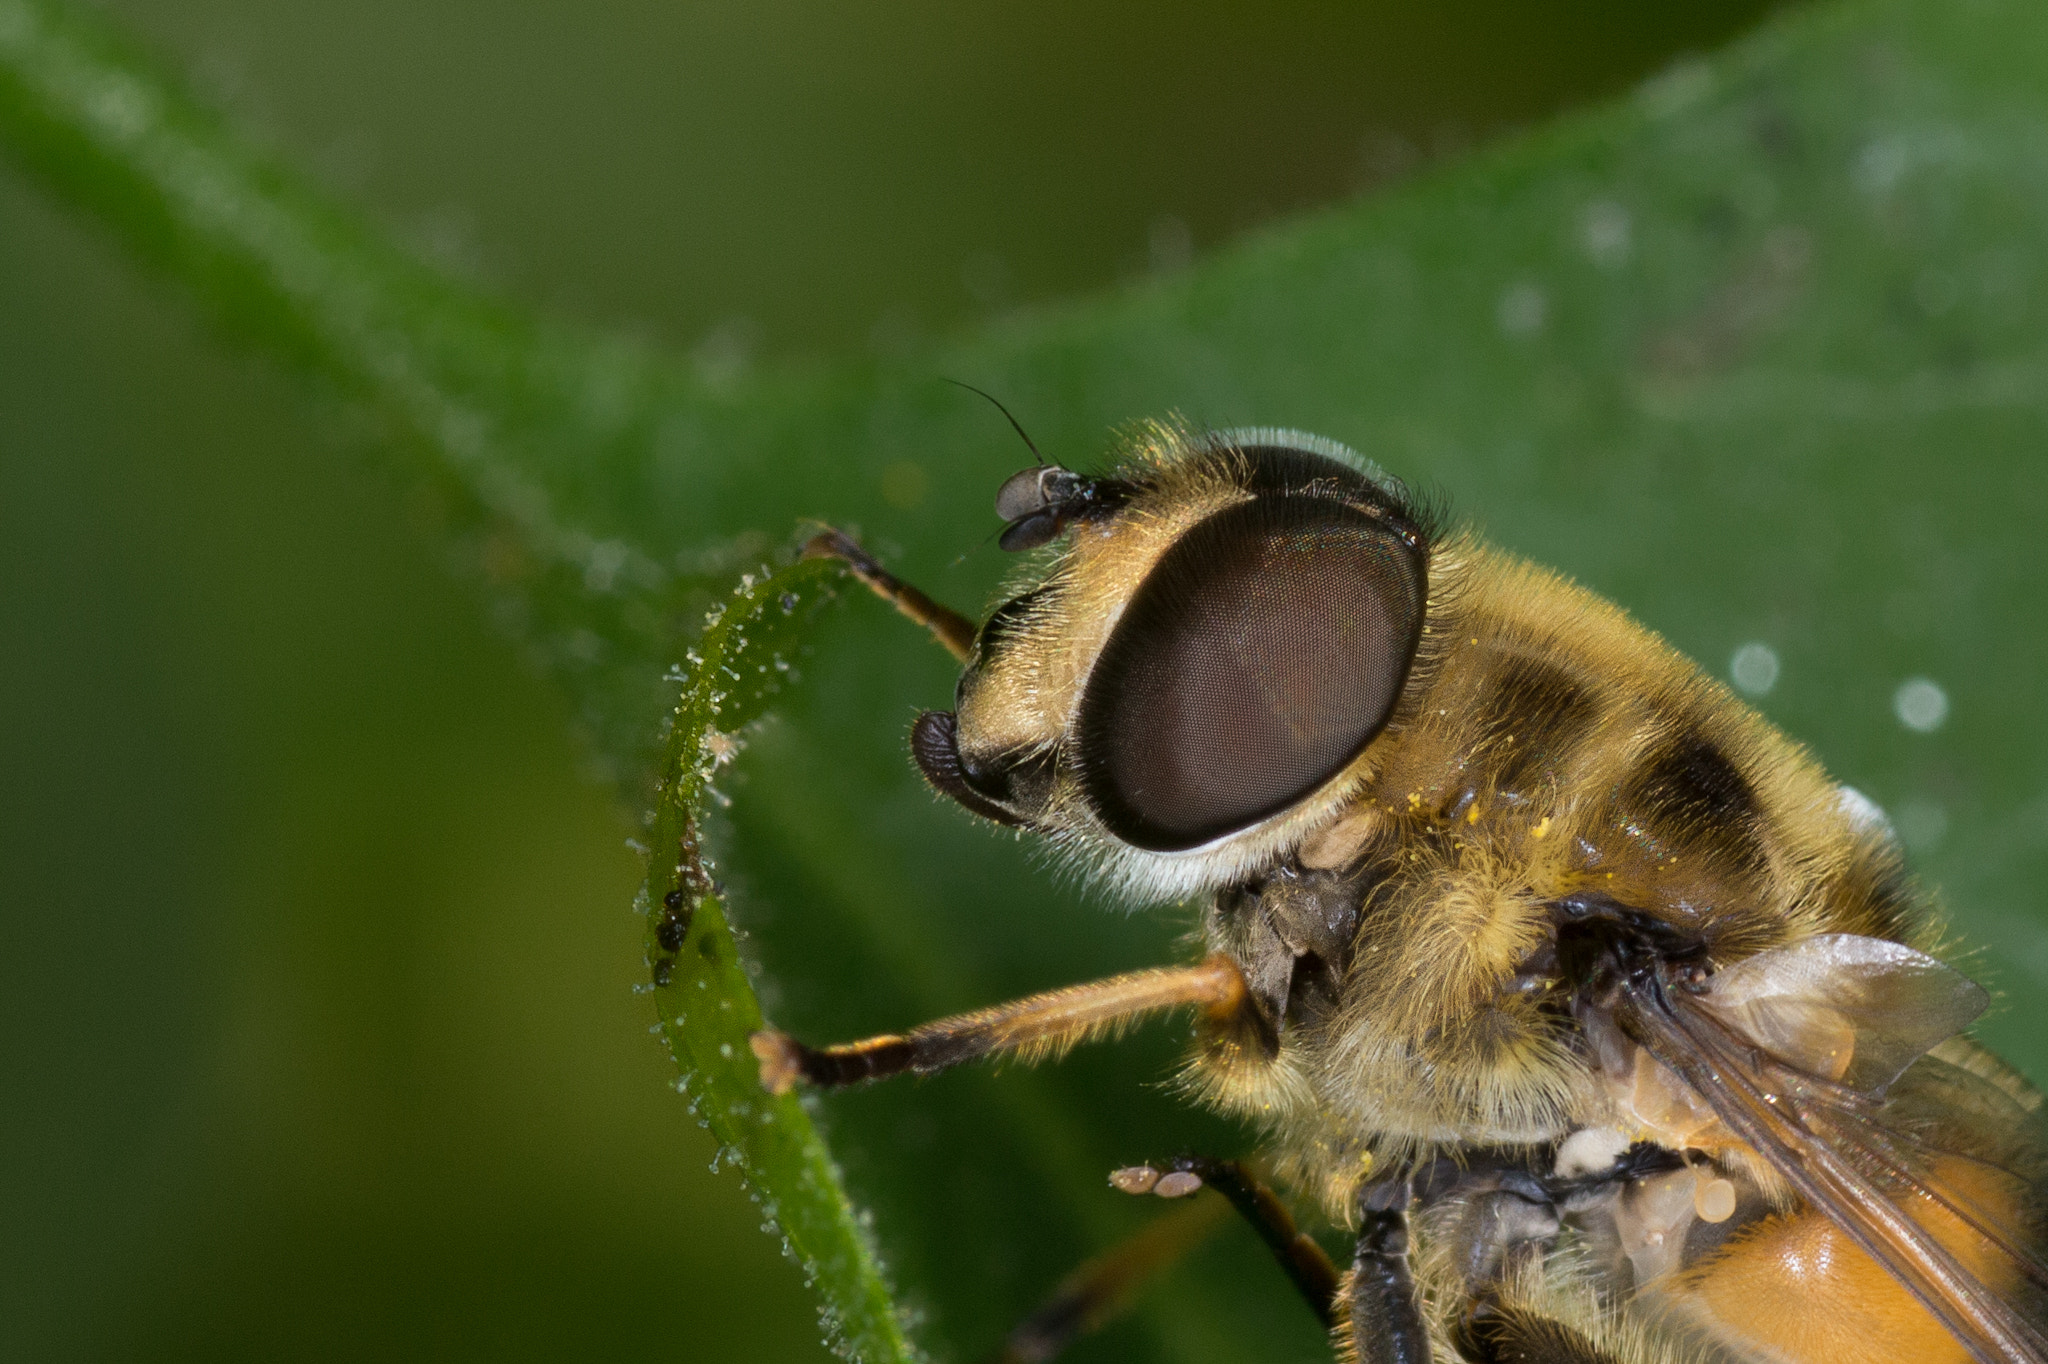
left=1076, top=496, right=1426, bottom=851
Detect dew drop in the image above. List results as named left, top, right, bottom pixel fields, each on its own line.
left=1729, top=641, right=1779, bottom=696
left=1894, top=677, right=1949, bottom=732
left=1581, top=200, right=1633, bottom=268
left=1497, top=280, right=1547, bottom=337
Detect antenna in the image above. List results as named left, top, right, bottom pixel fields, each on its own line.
left=942, top=378, right=1042, bottom=462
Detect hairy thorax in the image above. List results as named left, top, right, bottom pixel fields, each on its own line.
left=1188, top=548, right=1919, bottom=1216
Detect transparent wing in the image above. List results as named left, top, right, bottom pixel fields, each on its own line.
left=1616, top=934, right=2048, bottom=1364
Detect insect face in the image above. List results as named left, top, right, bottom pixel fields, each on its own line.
left=915, top=426, right=1432, bottom=898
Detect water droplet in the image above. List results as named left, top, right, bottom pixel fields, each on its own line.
left=1729, top=642, right=1779, bottom=696
left=1581, top=200, right=1633, bottom=268
left=1855, top=137, right=1911, bottom=196
left=1894, top=677, right=1949, bottom=732
left=583, top=539, right=630, bottom=592
left=1497, top=281, right=1547, bottom=337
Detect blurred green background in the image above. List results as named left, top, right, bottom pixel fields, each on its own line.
left=10, top=1, right=2048, bottom=1362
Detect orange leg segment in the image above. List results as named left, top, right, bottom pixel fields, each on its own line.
left=803, top=526, right=977, bottom=662
left=751, top=955, right=1253, bottom=1094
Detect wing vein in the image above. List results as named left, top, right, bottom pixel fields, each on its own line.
left=1622, top=981, right=2047, bottom=1364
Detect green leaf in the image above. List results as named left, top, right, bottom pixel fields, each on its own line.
left=639, top=555, right=922, bottom=1364
left=6, top=0, right=2048, bottom=1359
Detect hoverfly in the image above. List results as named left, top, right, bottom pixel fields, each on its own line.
left=751, top=423, right=2047, bottom=1364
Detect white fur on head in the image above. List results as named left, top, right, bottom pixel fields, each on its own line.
left=1046, top=766, right=1376, bottom=906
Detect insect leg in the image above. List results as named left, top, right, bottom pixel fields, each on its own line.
left=1110, top=1157, right=1340, bottom=1326
left=751, top=954, right=1254, bottom=1093
left=984, top=1196, right=1231, bottom=1364
left=1339, top=1178, right=1431, bottom=1364
left=802, top=526, right=977, bottom=662
left=990, top=1155, right=1338, bottom=1364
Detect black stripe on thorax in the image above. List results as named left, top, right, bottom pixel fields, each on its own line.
left=1620, top=732, right=1768, bottom=867
left=1467, top=655, right=1602, bottom=795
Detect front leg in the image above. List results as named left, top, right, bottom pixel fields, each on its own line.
left=750, top=954, right=1262, bottom=1093
left=802, top=526, right=977, bottom=661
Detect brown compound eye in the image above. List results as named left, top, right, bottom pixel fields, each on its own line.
left=1075, top=495, right=1426, bottom=852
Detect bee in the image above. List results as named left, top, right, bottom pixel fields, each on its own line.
left=751, top=422, right=2048, bottom=1364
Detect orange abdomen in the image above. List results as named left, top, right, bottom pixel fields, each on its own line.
left=1670, top=1158, right=2027, bottom=1364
